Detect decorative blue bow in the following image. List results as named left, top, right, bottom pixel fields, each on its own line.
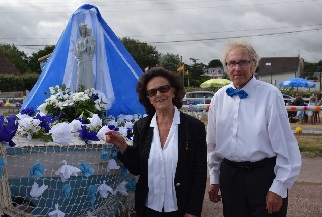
left=62, top=184, right=72, bottom=197
left=226, top=87, right=248, bottom=99
left=79, top=161, right=95, bottom=177
left=29, top=162, right=45, bottom=179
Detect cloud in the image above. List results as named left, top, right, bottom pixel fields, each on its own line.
left=1, top=0, right=321, bottom=64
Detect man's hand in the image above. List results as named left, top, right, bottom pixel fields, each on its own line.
left=266, top=191, right=283, bottom=214
left=208, top=184, right=221, bottom=203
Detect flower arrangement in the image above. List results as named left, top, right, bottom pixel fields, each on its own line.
left=38, top=84, right=106, bottom=123
left=0, top=85, right=146, bottom=146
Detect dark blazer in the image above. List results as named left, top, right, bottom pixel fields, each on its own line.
left=118, top=112, right=207, bottom=217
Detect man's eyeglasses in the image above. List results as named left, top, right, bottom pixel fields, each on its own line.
left=147, top=85, right=171, bottom=97
left=225, top=60, right=251, bottom=68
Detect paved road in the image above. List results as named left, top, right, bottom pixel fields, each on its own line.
left=202, top=156, right=322, bottom=217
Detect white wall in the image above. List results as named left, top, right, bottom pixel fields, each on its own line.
left=257, top=73, right=321, bottom=91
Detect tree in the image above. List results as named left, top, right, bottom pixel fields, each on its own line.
left=0, top=43, right=30, bottom=73
left=120, top=37, right=161, bottom=71
left=186, top=58, right=207, bottom=87
left=208, top=59, right=223, bottom=68
left=28, top=45, right=55, bottom=74
left=159, top=53, right=181, bottom=71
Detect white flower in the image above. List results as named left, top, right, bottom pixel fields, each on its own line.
left=49, top=87, right=55, bottom=94
left=96, top=126, right=110, bottom=140
left=69, top=120, right=82, bottom=133
left=118, top=127, right=128, bottom=137
left=106, top=119, right=117, bottom=126
left=37, top=103, right=48, bottom=115
left=18, top=117, right=41, bottom=133
left=50, top=122, right=73, bottom=144
left=88, top=114, right=102, bottom=129
left=123, top=121, right=133, bottom=128
left=16, top=113, right=31, bottom=119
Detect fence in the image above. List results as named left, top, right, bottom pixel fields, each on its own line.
left=0, top=137, right=136, bottom=217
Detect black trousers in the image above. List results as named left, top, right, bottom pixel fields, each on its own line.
left=143, top=206, right=180, bottom=217
left=219, top=157, right=288, bottom=217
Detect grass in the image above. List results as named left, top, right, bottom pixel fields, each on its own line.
left=295, top=134, right=322, bottom=157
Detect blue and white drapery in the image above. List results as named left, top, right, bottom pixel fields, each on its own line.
left=22, top=4, right=145, bottom=117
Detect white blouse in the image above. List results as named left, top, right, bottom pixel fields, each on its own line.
left=146, top=106, right=180, bottom=212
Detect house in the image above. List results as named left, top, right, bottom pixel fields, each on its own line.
left=257, top=57, right=320, bottom=90
left=202, top=67, right=225, bottom=78
left=0, top=51, right=21, bottom=75
left=256, top=57, right=301, bottom=86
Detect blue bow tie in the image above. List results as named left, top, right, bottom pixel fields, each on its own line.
left=226, top=87, right=248, bottom=99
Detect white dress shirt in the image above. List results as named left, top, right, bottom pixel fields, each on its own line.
left=146, top=106, right=180, bottom=212
left=207, top=77, right=302, bottom=198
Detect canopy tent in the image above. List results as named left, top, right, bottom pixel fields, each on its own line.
left=22, top=4, right=145, bottom=116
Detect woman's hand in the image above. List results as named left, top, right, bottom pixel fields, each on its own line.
left=105, top=130, right=128, bottom=154
left=184, top=214, right=198, bottom=217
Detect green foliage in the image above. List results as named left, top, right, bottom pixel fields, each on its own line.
left=208, top=59, right=223, bottom=68
left=121, top=37, right=161, bottom=70
left=39, top=84, right=106, bottom=123
left=21, top=73, right=40, bottom=90
left=0, top=74, right=39, bottom=91
left=159, top=53, right=181, bottom=71
left=28, top=45, right=55, bottom=74
left=0, top=43, right=30, bottom=73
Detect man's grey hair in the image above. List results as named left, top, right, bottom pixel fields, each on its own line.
left=221, top=39, right=260, bottom=73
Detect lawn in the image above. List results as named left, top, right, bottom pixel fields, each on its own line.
left=295, top=134, right=322, bottom=157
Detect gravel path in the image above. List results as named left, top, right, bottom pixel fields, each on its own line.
left=201, top=156, right=322, bottom=217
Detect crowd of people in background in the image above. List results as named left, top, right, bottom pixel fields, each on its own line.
left=291, top=93, right=321, bottom=124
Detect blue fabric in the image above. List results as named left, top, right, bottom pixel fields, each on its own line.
left=0, top=158, right=6, bottom=179
left=226, top=87, right=248, bottom=99
left=62, top=184, right=72, bottom=197
left=79, top=161, right=95, bottom=177
left=120, top=165, right=128, bottom=177
left=88, top=185, right=99, bottom=210
left=22, top=4, right=145, bottom=117
left=29, top=162, right=45, bottom=179
left=125, top=179, right=136, bottom=192
left=100, top=147, right=110, bottom=160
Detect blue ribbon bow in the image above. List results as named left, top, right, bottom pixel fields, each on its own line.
left=79, top=161, right=95, bottom=177
left=29, top=162, right=45, bottom=179
left=226, top=87, right=248, bottom=99
left=62, top=184, right=72, bottom=197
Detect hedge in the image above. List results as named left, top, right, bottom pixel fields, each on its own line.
left=0, top=73, right=39, bottom=91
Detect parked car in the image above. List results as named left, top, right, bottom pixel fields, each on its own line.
left=183, top=91, right=215, bottom=105
left=283, top=94, right=294, bottom=105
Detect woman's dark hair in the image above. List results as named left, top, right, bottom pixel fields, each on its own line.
left=136, top=67, right=185, bottom=116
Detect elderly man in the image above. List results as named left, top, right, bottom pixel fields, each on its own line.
left=207, top=39, right=301, bottom=217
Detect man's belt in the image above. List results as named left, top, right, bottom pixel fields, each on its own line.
left=223, top=156, right=277, bottom=171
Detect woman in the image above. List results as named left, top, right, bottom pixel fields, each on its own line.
left=105, top=67, right=207, bottom=217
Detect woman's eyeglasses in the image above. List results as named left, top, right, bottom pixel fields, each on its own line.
left=225, top=60, right=251, bottom=68
left=147, top=85, right=171, bottom=97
